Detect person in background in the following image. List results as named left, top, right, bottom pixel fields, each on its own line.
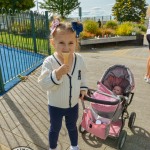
left=145, top=6, right=150, bottom=84
left=38, top=18, right=88, bottom=150
left=97, top=19, right=101, bottom=28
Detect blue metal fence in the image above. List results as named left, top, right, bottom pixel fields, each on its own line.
left=0, top=9, right=51, bottom=94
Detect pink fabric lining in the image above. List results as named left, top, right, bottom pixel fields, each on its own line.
left=81, top=109, right=110, bottom=139
left=91, top=82, right=121, bottom=113
left=91, top=93, right=119, bottom=113
left=80, top=108, right=123, bottom=139
left=97, top=82, right=114, bottom=94
left=109, top=120, right=122, bottom=137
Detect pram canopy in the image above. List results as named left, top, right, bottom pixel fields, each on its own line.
left=100, top=64, right=135, bottom=94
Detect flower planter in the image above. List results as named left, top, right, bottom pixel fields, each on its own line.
left=80, top=35, right=144, bottom=49
left=80, top=36, right=137, bottom=45
left=135, top=34, right=144, bottom=46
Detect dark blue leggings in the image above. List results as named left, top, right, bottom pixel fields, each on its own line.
left=146, top=34, right=150, bottom=49
left=48, top=104, right=79, bottom=149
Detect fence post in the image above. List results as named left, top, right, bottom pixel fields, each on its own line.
left=79, top=7, right=82, bottom=21
left=0, top=67, right=4, bottom=94
left=45, top=11, right=51, bottom=55
left=30, top=11, right=37, bottom=53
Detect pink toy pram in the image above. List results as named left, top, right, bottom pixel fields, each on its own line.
left=79, top=65, right=136, bottom=150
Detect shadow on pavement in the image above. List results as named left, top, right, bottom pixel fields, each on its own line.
left=3, top=94, right=48, bottom=150
left=80, top=125, right=150, bottom=150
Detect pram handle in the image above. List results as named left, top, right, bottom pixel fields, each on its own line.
left=83, top=95, right=120, bottom=105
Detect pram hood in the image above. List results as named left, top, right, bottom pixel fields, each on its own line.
left=100, top=64, right=135, bottom=94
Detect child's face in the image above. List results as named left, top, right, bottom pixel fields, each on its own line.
left=52, top=31, right=76, bottom=56
left=112, top=86, right=122, bottom=95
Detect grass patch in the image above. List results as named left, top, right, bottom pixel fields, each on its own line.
left=0, top=32, right=50, bottom=55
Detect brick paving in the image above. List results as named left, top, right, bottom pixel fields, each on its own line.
left=0, top=45, right=150, bottom=150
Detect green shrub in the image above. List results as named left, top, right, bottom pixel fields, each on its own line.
left=103, top=28, right=116, bottom=35
left=131, top=26, right=143, bottom=35
left=116, top=22, right=133, bottom=36
left=83, top=20, right=98, bottom=34
left=80, top=31, right=95, bottom=39
left=95, top=28, right=116, bottom=37
left=105, top=20, right=118, bottom=29
left=81, top=20, right=145, bottom=38
left=136, top=24, right=147, bottom=32
left=95, top=29, right=103, bottom=36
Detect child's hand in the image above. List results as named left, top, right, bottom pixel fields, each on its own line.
left=80, top=90, right=87, bottom=100
left=58, top=64, right=69, bottom=75
left=55, top=64, right=69, bottom=80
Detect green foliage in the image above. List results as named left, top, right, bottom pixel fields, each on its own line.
left=39, top=0, right=80, bottom=19
left=83, top=20, right=98, bottom=34
left=95, top=28, right=116, bottom=36
left=95, top=29, right=103, bottom=36
left=0, top=32, right=49, bottom=54
left=136, top=24, right=147, bottom=32
left=80, top=20, right=145, bottom=39
left=0, top=0, right=35, bottom=11
left=116, top=22, right=134, bottom=36
left=80, top=31, right=95, bottom=39
left=132, top=26, right=143, bottom=35
left=103, top=28, right=116, bottom=35
left=112, top=0, right=148, bottom=23
left=10, top=20, right=47, bottom=38
left=105, top=20, right=118, bottom=29
left=131, top=23, right=146, bottom=35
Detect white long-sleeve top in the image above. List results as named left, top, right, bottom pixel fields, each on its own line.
left=146, top=29, right=150, bottom=34
left=38, top=53, right=88, bottom=108
left=146, top=18, right=150, bottom=34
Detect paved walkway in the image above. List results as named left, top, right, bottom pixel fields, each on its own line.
left=0, top=45, right=150, bottom=150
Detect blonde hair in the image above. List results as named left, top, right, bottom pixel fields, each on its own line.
left=50, top=19, right=80, bottom=51
left=146, top=5, right=150, bottom=17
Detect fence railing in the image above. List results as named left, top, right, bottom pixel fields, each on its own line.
left=69, top=15, right=113, bottom=22
left=0, top=9, right=51, bottom=94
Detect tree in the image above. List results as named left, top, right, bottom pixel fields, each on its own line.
left=39, top=0, right=80, bottom=19
left=0, top=0, right=35, bottom=11
left=112, top=0, right=148, bottom=23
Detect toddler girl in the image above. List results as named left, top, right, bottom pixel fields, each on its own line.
left=38, top=18, right=88, bottom=150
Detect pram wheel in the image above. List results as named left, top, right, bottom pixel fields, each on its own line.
left=117, top=130, right=127, bottom=150
left=128, top=112, right=136, bottom=129
left=79, top=124, right=86, bottom=134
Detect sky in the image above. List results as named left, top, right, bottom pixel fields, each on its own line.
left=31, top=0, right=150, bottom=17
